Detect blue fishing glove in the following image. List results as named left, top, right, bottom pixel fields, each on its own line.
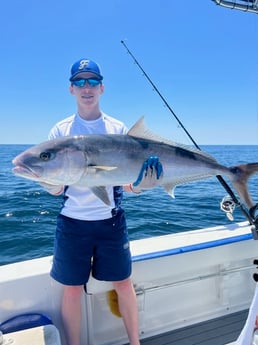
left=131, top=156, right=163, bottom=193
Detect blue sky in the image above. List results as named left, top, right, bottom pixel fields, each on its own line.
left=1, top=0, right=257, bottom=144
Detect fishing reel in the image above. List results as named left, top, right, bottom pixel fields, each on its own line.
left=220, top=197, right=258, bottom=240
left=220, top=195, right=236, bottom=221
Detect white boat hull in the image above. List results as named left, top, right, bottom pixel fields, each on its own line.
left=0, top=221, right=257, bottom=344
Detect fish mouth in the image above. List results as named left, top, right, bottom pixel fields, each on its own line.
left=12, top=165, right=41, bottom=180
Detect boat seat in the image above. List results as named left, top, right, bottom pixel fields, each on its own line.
left=2, top=324, right=61, bottom=345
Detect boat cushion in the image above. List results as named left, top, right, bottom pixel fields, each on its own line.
left=2, top=324, right=61, bottom=345
left=0, top=313, right=52, bottom=334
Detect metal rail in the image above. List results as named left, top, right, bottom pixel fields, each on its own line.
left=212, top=0, right=258, bottom=14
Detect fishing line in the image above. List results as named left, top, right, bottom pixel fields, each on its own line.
left=121, top=40, right=257, bottom=231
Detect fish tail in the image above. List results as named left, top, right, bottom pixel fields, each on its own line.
left=229, top=163, right=258, bottom=209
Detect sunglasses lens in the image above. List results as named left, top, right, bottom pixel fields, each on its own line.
left=72, top=78, right=101, bottom=87
left=72, top=79, right=86, bottom=87
left=87, top=79, right=101, bottom=86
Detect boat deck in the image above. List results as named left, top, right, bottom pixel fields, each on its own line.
left=126, top=310, right=248, bottom=345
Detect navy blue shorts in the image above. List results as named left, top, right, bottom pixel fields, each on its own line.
left=50, top=210, right=132, bottom=286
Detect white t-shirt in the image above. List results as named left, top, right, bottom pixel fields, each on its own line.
left=48, top=112, right=128, bottom=221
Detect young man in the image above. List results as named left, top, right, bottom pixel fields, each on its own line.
left=43, top=58, right=162, bottom=345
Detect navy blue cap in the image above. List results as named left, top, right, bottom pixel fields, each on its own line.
left=69, top=58, right=103, bottom=81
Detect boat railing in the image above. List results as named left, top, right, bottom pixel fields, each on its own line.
left=212, top=0, right=258, bottom=14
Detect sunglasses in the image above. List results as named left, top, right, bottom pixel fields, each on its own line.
left=71, top=78, right=102, bottom=88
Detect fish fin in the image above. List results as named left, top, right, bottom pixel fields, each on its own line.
left=163, top=184, right=176, bottom=199
left=128, top=117, right=216, bottom=162
left=93, top=166, right=117, bottom=171
left=90, top=186, right=111, bottom=206
left=128, top=116, right=166, bottom=142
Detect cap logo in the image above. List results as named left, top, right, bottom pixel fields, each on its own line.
left=78, top=59, right=90, bottom=70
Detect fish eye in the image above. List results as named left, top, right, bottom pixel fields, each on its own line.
left=39, top=151, right=53, bottom=161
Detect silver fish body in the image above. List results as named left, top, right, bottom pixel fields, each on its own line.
left=12, top=117, right=258, bottom=208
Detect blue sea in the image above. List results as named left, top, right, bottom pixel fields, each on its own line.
left=1, top=144, right=258, bottom=266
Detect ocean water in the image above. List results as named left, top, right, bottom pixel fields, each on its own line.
left=1, top=144, right=258, bottom=266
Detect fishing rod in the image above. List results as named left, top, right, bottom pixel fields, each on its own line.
left=121, top=40, right=258, bottom=236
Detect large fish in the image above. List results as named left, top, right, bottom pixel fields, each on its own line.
left=12, top=117, right=258, bottom=208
